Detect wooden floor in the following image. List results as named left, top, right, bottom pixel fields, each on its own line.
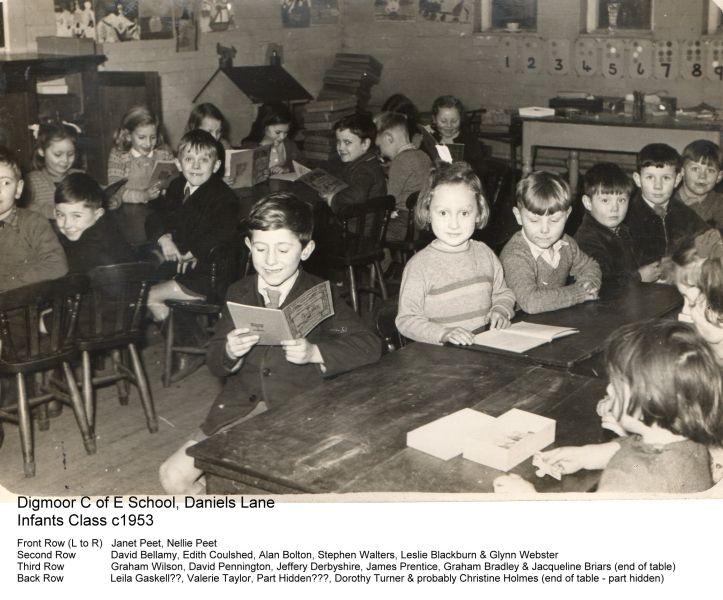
left=0, top=331, right=221, bottom=496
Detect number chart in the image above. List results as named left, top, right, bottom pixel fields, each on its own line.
left=574, top=38, right=598, bottom=77
left=547, top=39, right=570, bottom=76
left=628, top=39, right=653, bottom=80
left=705, top=39, right=723, bottom=82
left=602, top=40, right=625, bottom=79
left=653, top=39, right=679, bottom=80
left=519, top=37, right=544, bottom=74
left=681, top=40, right=704, bottom=81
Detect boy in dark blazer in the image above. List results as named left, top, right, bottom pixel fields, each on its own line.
left=159, top=192, right=382, bottom=494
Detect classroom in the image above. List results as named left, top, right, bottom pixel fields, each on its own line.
left=1, top=0, right=722, bottom=498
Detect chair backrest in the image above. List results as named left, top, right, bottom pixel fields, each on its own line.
left=0, top=273, right=88, bottom=368
left=335, top=195, right=396, bottom=257
left=475, top=159, right=522, bottom=253
left=207, top=233, right=246, bottom=304
left=374, top=297, right=406, bottom=354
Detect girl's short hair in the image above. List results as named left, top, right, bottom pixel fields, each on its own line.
left=113, top=105, right=164, bottom=152
left=605, top=320, right=723, bottom=446
left=414, top=161, right=489, bottom=230
left=32, top=122, right=79, bottom=170
left=55, top=172, right=105, bottom=210
left=244, top=103, right=294, bottom=145
left=186, top=102, right=230, bottom=141
left=381, top=93, right=419, bottom=140
left=661, top=236, right=702, bottom=285
left=516, top=171, right=571, bottom=215
left=246, top=192, right=313, bottom=246
left=431, top=95, right=466, bottom=122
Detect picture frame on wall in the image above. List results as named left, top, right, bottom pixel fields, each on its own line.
left=53, top=0, right=97, bottom=39
left=95, top=0, right=140, bottom=42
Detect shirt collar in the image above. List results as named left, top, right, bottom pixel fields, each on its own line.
left=130, top=147, right=155, bottom=159
left=0, top=207, right=20, bottom=230
left=394, top=142, right=417, bottom=157
left=185, top=182, right=200, bottom=196
left=521, top=229, right=568, bottom=268
left=257, top=270, right=300, bottom=307
left=643, top=196, right=669, bottom=215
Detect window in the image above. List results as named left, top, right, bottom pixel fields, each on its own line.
left=479, top=0, right=537, bottom=32
left=708, top=0, right=723, bottom=35
left=585, top=0, right=652, bottom=33
left=0, top=1, right=6, bottom=50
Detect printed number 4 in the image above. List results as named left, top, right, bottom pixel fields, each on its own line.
left=582, top=60, right=592, bottom=72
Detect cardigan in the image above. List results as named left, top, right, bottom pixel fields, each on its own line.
left=201, top=270, right=382, bottom=435
left=675, top=188, right=723, bottom=230
left=25, top=168, right=83, bottom=220
left=500, top=231, right=601, bottom=314
left=106, top=146, right=175, bottom=208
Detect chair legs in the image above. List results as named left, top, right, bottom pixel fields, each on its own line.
left=346, top=262, right=389, bottom=316
left=62, top=362, right=96, bottom=456
left=347, top=265, right=359, bottom=314
left=16, top=373, right=34, bottom=478
left=163, top=309, right=175, bottom=388
left=128, top=343, right=158, bottom=433
left=82, top=350, right=94, bottom=430
left=111, top=349, right=130, bottom=405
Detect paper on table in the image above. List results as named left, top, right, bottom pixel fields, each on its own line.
left=473, top=321, right=578, bottom=353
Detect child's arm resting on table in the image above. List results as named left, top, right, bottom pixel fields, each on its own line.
left=489, top=252, right=515, bottom=329
left=568, top=238, right=602, bottom=294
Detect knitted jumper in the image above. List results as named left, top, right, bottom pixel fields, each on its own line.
left=25, top=168, right=82, bottom=220
left=396, top=240, right=516, bottom=344
left=106, top=146, right=174, bottom=208
left=500, top=231, right=601, bottom=314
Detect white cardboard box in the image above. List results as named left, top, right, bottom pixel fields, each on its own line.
left=462, top=408, right=556, bottom=471
left=407, top=408, right=496, bottom=460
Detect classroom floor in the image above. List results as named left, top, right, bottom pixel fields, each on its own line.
left=0, top=331, right=220, bottom=497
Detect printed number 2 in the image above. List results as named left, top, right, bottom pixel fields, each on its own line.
left=527, top=56, right=536, bottom=69
left=691, top=63, right=702, bottom=77
left=660, top=62, right=671, bottom=77
left=554, top=58, right=564, bottom=71
left=608, top=62, right=617, bottom=75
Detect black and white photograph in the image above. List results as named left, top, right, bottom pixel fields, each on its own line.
left=1, top=0, right=723, bottom=596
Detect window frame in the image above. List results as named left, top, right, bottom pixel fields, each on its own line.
left=584, top=0, right=654, bottom=35
left=479, top=0, right=539, bottom=33
left=707, top=0, right=722, bottom=35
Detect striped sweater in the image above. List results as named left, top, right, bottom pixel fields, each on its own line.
left=396, top=240, right=516, bottom=344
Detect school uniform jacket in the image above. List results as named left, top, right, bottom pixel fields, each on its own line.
left=330, top=151, right=387, bottom=212
left=145, top=174, right=240, bottom=297
left=60, top=213, right=136, bottom=274
left=201, top=270, right=382, bottom=435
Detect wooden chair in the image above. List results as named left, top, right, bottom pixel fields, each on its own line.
left=326, top=195, right=395, bottom=314
left=76, top=262, right=157, bottom=434
left=163, top=237, right=245, bottom=387
left=475, top=158, right=522, bottom=254
left=374, top=297, right=407, bottom=354
left=0, top=274, right=94, bottom=477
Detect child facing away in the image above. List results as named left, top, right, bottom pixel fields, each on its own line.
left=324, top=113, right=387, bottom=212
left=158, top=192, right=382, bottom=494
left=500, top=171, right=601, bottom=314
left=145, top=129, right=239, bottom=323
left=396, top=162, right=515, bottom=345
left=675, top=139, right=723, bottom=229
left=54, top=172, right=136, bottom=274
left=380, top=93, right=438, bottom=161
left=0, top=146, right=68, bottom=293
left=107, top=105, right=174, bottom=245
left=575, top=162, right=661, bottom=297
left=495, top=320, right=722, bottom=494
left=374, top=111, right=433, bottom=241
left=240, top=102, right=301, bottom=175
left=624, top=143, right=721, bottom=268
left=25, top=121, right=83, bottom=220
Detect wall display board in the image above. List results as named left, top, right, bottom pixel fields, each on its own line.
left=628, top=38, right=653, bottom=79
left=574, top=37, right=598, bottom=76
left=653, top=39, right=679, bottom=80
left=547, top=38, right=571, bottom=75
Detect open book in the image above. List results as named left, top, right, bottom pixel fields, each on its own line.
left=225, top=145, right=272, bottom=189
left=297, top=168, right=348, bottom=200
left=269, top=160, right=312, bottom=182
left=435, top=142, right=464, bottom=163
left=226, top=281, right=334, bottom=345
left=147, top=160, right=179, bottom=190
left=472, top=321, right=578, bottom=353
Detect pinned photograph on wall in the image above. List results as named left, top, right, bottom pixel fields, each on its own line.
left=310, top=0, right=340, bottom=25
left=281, top=0, right=311, bottom=27
left=374, top=0, right=416, bottom=21
left=54, top=0, right=97, bottom=39
left=139, top=0, right=174, bottom=40
left=96, top=0, right=140, bottom=42
left=419, top=0, right=472, bottom=23
left=174, top=0, right=198, bottom=52
left=200, top=0, right=236, bottom=32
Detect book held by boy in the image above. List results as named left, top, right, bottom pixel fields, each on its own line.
left=146, top=160, right=180, bottom=190
left=473, top=321, right=579, bottom=353
left=225, top=145, right=272, bottom=189
left=269, top=160, right=311, bottom=182
left=298, top=168, right=348, bottom=200
left=227, top=281, right=334, bottom=345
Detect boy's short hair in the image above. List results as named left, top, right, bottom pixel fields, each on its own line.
left=374, top=112, right=410, bottom=139
left=682, top=139, right=722, bottom=170
left=333, top=113, right=376, bottom=145
left=636, top=143, right=682, bottom=173
left=54, top=172, right=105, bottom=210
left=177, top=129, right=219, bottom=162
left=0, top=146, right=22, bottom=179
left=246, top=192, right=313, bottom=246
left=516, top=171, right=571, bottom=215
left=414, top=161, right=489, bottom=229
left=583, top=162, right=634, bottom=198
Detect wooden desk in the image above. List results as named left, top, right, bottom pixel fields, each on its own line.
left=468, top=282, right=681, bottom=374
left=521, top=114, right=722, bottom=191
left=188, top=343, right=608, bottom=495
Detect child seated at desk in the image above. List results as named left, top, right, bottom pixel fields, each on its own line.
left=396, top=162, right=515, bottom=345
left=500, top=171, right=601, bottom=314
left=54, top=172, right=136, bottom=273
left=575, top=162, right=660, bottom=297
left=495, top=320, right=722, bottom=494
left=324, top=113, right=386, bottom=212
left=374, top=111, right=432, bottom=241
left=624, top=143, right=721, bottom=267
left=159, top=192, right=382, bottom=494
left=675, top=140, right=723, bottom=229
left=240, top=103, right=301, bottom=175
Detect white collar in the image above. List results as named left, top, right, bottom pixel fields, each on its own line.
left=130, top=147, right=155, bottom=159
left=257, top=270, right=300, bottom=308
left=521, top=229, right=568, bottom=268
left=185, top=182, right=200, bottom=196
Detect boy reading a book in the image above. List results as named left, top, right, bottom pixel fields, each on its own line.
left=574, top=163, right=660, bottom=297
left=500, top=171, right=601, bottom=314
left=159, top=192, right=382, bottom=494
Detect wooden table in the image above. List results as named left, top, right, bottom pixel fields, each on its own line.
left=188, top=343, right=608, bottom=495
left=521, top=113, right=723, bottom=191
left=468, top=282, right=681, bottom=374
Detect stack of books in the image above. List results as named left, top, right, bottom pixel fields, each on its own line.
left=317, top=53, right=383, bottom=111
left=301, top=96, right=357, bottom=161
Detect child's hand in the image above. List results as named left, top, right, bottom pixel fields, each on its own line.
left=489, top=308, right=511, bottom=329
left=638, top=261, right=661, bottom=282
left=441, top=327, right=474, bottom=345
left=177, top=251, right=197, bottom=274
left=536, top=446, right=589, bottom=475
left=321, top=191, right=335, bottom=206
left=148, top=181, right=163, bottom=200
left=280, top=338, right=323, bottom=366
left=493, top=473, right=536, bottom=493
left=269, top=165, right=286, bottom=175
left=158, top=235, right=182, bottom=263
left=225, top=328, right=260, bottom=359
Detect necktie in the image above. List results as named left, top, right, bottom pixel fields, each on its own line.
left=265, top=288, right=281, bottom=309
left=652, top=204, right=667, bottom=220
left=183, top=185, right=191, bottom=204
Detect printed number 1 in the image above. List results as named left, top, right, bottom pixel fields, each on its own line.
left=505, top=56, right=510, bottom=68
